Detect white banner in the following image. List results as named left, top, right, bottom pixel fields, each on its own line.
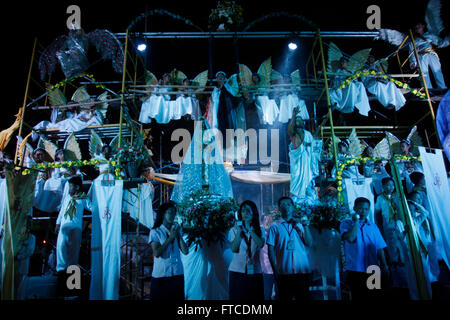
left=419, top=147, right=450, bottom=269
left=344, top=178, right=375, bottom=223
left=89, top=174, right=123, bottom=300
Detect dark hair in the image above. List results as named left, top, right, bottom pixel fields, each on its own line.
left=68, top=176, right=82, bottom=189
left=278, top=196, right=294, bottom=209
left=102, top=145, right=112, bottom=152
left=381, top=177, right=394, bottom=185
left=152, top=201, right=177, bottom=229
left=354, top=197, right=370, bottom=208
left=238, top=200, right=262, bottom=237
left=409, top=171, right=424, bottom=185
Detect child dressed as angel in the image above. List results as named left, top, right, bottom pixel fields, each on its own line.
left=55, top=176, right=91, bottom=272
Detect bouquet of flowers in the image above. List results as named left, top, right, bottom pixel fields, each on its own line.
left=295, top=202, right=348, bottom=233
left=208, top=0, right=244, bottom=32
left=262, top=208, right=282, bottom=231
left=177, top=188, right=239, bottom=249
left=112, top=143, right=150, bottom=178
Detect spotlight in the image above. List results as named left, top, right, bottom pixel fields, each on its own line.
left=137, top=43, right=147, bottom=52
left=288, top=42, right=298, bottom=51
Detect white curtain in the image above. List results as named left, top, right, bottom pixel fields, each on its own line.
left=344, top=178, right=375, bottom=223
left=89, top=174, right=123, bottom=300
left=418, top=147, right=450, bottom=269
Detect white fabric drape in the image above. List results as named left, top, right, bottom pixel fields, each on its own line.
left=89, top=174, right=123, bottom=300
left=122, top=183, right=155, bottom=229
left=344, top=178, right=375, bottom=223
left=418, top=147, right=450, bottom=269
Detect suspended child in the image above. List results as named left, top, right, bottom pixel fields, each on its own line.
left=55, top=176, right=90, bottom=273
left=362, top=55, right=406, bottom=111
left=277, top=71, right=309, bottom=124
left=327, top=43, right=372, bottom=118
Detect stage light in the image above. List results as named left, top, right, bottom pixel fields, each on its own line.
left=288, top=42, right=298, bottom=51
left=137, top=43, right=147, bottom=52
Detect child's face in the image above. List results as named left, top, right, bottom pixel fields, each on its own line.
left=240, top=204, right=253, bottom=223
left=354, top=202, right=370, bottom=220
left=163, top=207, right=177, bottom=225
left=400, top=142, right=410, bottom=154
left=383, top=180, right=395, bottom=194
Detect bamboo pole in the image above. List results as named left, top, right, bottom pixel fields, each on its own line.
left=409, top=30, right=441, bottom=148
left=119, top=30, right=130, bottom=149
left=317, top=29, right=339, bottom=180
left=15, top=38, right=37, bottom=165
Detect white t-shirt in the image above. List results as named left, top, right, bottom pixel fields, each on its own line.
left=149, top=224, right=184, bottom=278
left=228, top=226, right=265, bottom=274
left=266, top=219, right=311, bottom=274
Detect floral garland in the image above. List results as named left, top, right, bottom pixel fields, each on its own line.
left=337, top=69, right=427, bottom=99
left=176, top=188, right=238, bottom=249
left=21, top=159, right=123, bottom=180
left=46, top=73, right=107, bottom=93
left=336, top=155, right=421, bottom=203
left=208, top=0, right=244, bottom=31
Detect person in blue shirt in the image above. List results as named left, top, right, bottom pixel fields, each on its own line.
left=340, top=197, right=390, bottom=300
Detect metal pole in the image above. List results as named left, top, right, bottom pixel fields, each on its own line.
left=119, top=30, right=130, bottom=149
left=408, top=30, right=441, bottom=148
left=15, top=38, right=37, bottom=165
left=317, top=29, right=339, bottom=184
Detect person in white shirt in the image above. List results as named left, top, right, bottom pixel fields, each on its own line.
left=267, top=196, right=313, bottom=300
left=228, top=200, right=265, bottom=300
left=149, top=201, right=189, bottom=300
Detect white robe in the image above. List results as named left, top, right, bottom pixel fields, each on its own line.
left=289, top=130, right=315, bottom=199
left=278, top=93, right=309, bottom=123
left=255, top=95, right=279, bottom=125
left=330, top=81, right=371, bottom=116
left=122, top=183, right=155, bottom=229
left=364, top=78, right=406, bottom=111
left=138, top=88, right=173, bottom=124
left=56, top=191, right=90, bottom=272
left=33, top=111, right=103, bottom=134
left=88, top=174, right=123, bottom=300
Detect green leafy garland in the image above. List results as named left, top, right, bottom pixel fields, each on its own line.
left=336, top=155, right=421, bottom=203
left=21, top=159, right=122, bottom=180
left=176, top=188, right=238, bottom=249
left=338, top=69, right=427, bottom=99
left=47, top=73, right=107, bottom=93
left=208, top=0, right=244, bottom=31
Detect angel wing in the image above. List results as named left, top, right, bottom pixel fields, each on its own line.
left=271, top=69, right=283, bottom=83
left=257, top=57, right=272, bottom=86
left=192, top=70, right=208, bottom=89
left=109, top=135, right=120, bottom=153
left=425, top=0, right=444, bottom=36
left=46, top=84, right=67, bottom=106
left=145, top=70, right=158, bottom=86
left=226, top=74, right=241, bottom=97
left=38, top=35, right=69, bottom=80
left=347, top=128, right=364, bottom=158
left=72, top=86, right=90, bottom=103
left=64, top=133, right=82, bottom=161
left=17, top=133, right=33, bottom=166
left=347, top=48, right=371, bottom=74
left=379, top=58, right=389, bottom=74
left=406, top=125, right=423, bottom=156
left=375, top=29, right=407, bottom=47
left=170, top=69, right=188, bottom=85
left=37, top=136, right=58, bottom=161
left=89, top=129, right=104, bottom=158
left=290, top=69, right=301, bottom=85
left=327, top=42, right=343, bottom=73
left=373, top=132, right=401, bottom=159
left=96, top=91, right=109, bottom=120
left=239, top=64, right=253, bottom=88
left=86, top=29, right=124, bottom=74
left=328, top=135, right=341, bottom=157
